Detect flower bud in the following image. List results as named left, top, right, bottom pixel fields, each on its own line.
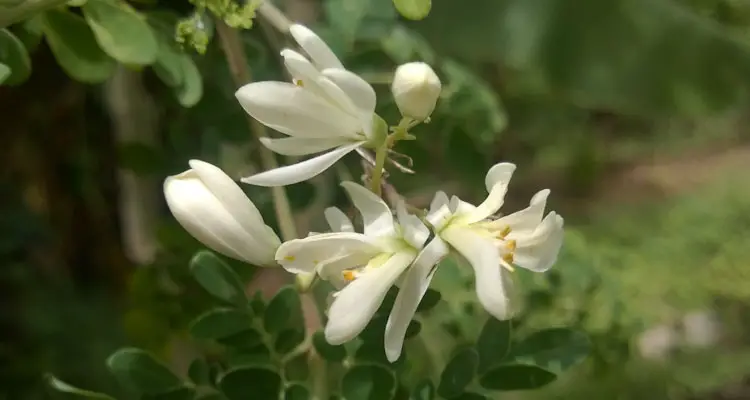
left=164, top=160, right=281, bottom=267
left=391, top=62, right=441, bottom=121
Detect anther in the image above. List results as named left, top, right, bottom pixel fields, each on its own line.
left=505, top=239, right=517, bottom=251
left=342, top=270, right=356, bottom=282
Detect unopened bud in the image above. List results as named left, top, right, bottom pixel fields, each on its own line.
left=391, top=62, right=441, bottom=121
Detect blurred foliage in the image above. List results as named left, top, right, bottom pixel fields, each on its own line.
left=3, top=0, right=750, bottom=397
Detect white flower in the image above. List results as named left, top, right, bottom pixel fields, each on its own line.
left=391, top=62, right=441, bottom=121
left=275, top=182, right=448, bottom=362
left=236, top=24, right=379, bottom=187
left=427, top=163, right=564, bottom=320
left=163, top=160, right=281, bottom=267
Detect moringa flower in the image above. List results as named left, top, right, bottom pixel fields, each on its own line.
left=236, top=24, right=379, bottom=187
left=163, top=160, right=281, bottom=267
left=275, top=182, right=447, bottom=362
left=427, top=163, right=564, bottom=320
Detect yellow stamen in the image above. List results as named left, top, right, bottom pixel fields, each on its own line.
left=284, top=255, right=296, bottom=262
left=294, top=79, right=304, bottom=87
left=505, top=239, right=517, bottom=252
left=502, top=253, right=514, bottom=264
left=498, top=225, right=511, bottom=238
left=342, top=270, right=356, bottom=282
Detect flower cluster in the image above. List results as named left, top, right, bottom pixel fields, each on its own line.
left=163, top=24, right=564, bottom=363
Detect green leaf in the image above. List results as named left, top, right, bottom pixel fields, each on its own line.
left=410, top=380, right=435, bottom=400
left=152, top=34, right=183, bottom=87
left=284, top=384, right=309, bottom=400
left=46, top=374, right=116, bottom=399
left=217, top=329, right=264, bottom=350
left=0, top=63, right=10, bottom=84
left=41, top=9, right=114, bottom=83
left=452, top=393, right=487, bottom=400
left=226, top=343, right=271, bottom=366
left=176, top=53, right=203, bottom=107
left=106, top=348, right=181, bottom=394
left=190, top=251, right=247, bottom=306
left=405, top=320, right=422, bottom=339
left=312, top=331, right=347, bottom=362
left=416, top=289, right=441, bottom=312
left=393, top=0, right=431, bottom=20
left=476, top=318, right=512, bottom=372
left=437, top=348, right=479, bottom=398
left=0, top=29, right=31, bottom=85
left=341, top=364, right=396, bottom=400
left=478, top=364, right=556, bottom=391
left=142, top=387, right=195, bottom=400
left=189, top=308, right=252, bottom=340
left=275, top=328, right=305, bottom=354
left=510, top=328, right=590, bottom=373
left=82, top=0, right=158, bottom=64
left=188, top=358, right=210, bottom=386
left=263, top=286, right=303, bottom=334
left=219, top=366, right=281, bottom=400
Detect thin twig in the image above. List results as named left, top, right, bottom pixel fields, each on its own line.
left=215, top=20, right=297, bottom=241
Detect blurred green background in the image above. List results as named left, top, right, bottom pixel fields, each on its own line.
left=2, top=0, right=750, bottom=398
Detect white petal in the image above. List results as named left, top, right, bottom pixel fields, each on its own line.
left=513, top=212, right=564, bottom=272
left=325, top=251, right=416, bottom=344
left=289, top=24, right=344, bottom=70
left=449, top=195, right=476, bottom=215
left=341, top=181, right=396, bottom=237
left=396, top=201, right=429, bottom=249
left=442, top=226, right=514, bottom=320
left=241, top=142, right=365, bottom=187
left=460, top=181, right=509, bottom=224
left=484, top=162, right=517, bottom=193
left=317, top=251, right=373, bottom=288
left=322, top=68, right=377, bottom=114
left=164, top=172, right=277, bottom=266
left=235, top=81, right=360, bottom=139
left=461, top=163, right=517, bottom=224
left=494, top=189, right=550, bottom=234
left=324, top=207, right=354, bottom=232
left=186, top=160, right=281, bottom=256
left=429, top=191, right=449, bottom=214
left=275, top=231, right=380, bottom=274
left=384, top=237, right=449, bottom=362
left=259, top=136, right=344, bottom=156
left=281, top=49, right=321, bottom=83
left=315, top=75, right=361, bottom=118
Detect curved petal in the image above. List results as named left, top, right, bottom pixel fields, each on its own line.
left=241, top=142, right=365, bottom=187
left=341, top=181, right=396, bottom=237
left=493, top=189, right=550, bottom=234
left=317, top=251, right=374, bottom=289
left=442, top=226, right=514, bottom=320
left=323, top=68, right=377, bottom=114
left=235, top=81, right=360, bottom=139
left=259, top=136, right=344, bottom=156
left=449, top=195, right=476, bottom=216
left=385, top=237, right=449, bottom=362
left=460, top=182, right=509, bottom=224
left=315, top=75, right=362, bottom=119
left=513, top=212, right=564, bottom=272
left=289, top=24, right=344, bottom=70
left=281, top=49, right=321, bottom=82
left=164, top=173, right=277, bottom=266
left=396, top=201, right=429, bottom=249
left=429, top=191, right=449, bottom=214
left=275, top=231, right=380, bottom=274
left=324, top=207, right=354, bottom=232
left=484, top=162, right=517, bottom=193
left=324, top=250, right=416, bottom=345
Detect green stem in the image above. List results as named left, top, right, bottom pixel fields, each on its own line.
left=369, top=140, right=389, bottom=196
